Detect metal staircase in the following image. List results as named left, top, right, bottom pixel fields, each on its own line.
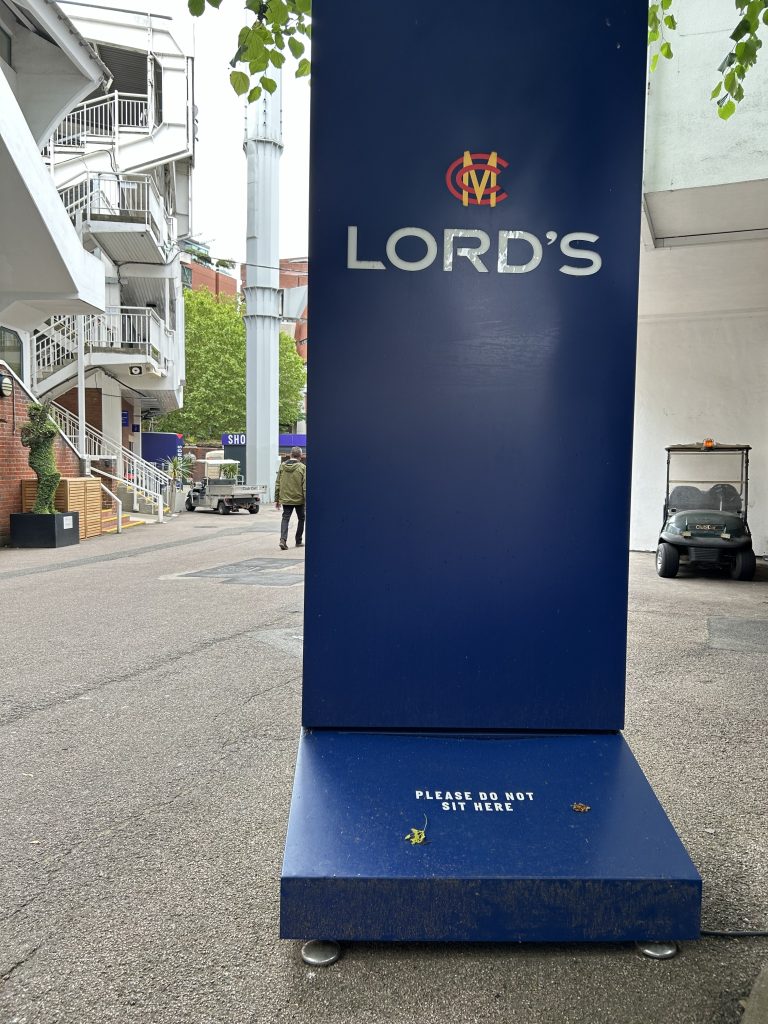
left=44, top=89, right=185, bottom=186
left=44, top=91, right=149, bottom=168
left=32, top=309, right=169, bottom=392
left=49, top=402, right=171, bottom=521
left=33, top=316, right=79, bottom=383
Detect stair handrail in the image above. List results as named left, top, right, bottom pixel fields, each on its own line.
left=71, top=89, right=148, bottom=114
left=60, top=185, right=121, bottom=219
left=58, top=173, right=163, bottom=238
left=97, top=480, right=123, bottom=534
left=91, top=466, right=164, bottom=524
left=51, top=91, right=150, bottom=149
left=49, top=402, right=172, bottom=504
left=34, top=307, right=170, bottom=383
left=33, top=318, right=79, bottom=386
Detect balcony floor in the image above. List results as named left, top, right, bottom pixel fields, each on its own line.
left=84, top=220, right=166, bottom=264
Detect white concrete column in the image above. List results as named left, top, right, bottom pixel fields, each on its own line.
left=101, top=375, right=123, bottom=475
left=132, top=400, right=142, bottom=456
left=244, top=76, right=282, bottom=500
left=76, top=315, right=86, bottom=460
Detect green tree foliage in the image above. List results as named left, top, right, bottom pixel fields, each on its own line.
left=648, top=1, right=766, bottom=118
left=155, top=289, right=306, bottom=442
left=188, top=0, right=310, bottom=103
left=189, top=0, right=766, bottom=120
left=709, top=0, right=767, bottom=118
left=156, top=288, right=246, bottom=442
left=279, top=330, right=306, bottom=430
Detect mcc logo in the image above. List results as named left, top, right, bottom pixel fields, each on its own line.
left=445, top=151, right=509, bottom=207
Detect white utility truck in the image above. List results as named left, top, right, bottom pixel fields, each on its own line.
left=184, top=452, right=265, bottom=515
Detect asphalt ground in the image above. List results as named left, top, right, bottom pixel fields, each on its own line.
left=0, top=510, right=766, bottom=1024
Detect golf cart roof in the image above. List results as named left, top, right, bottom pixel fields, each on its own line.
left=666, top=441, right=751, bottom=453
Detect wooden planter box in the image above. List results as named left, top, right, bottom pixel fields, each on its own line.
left=10, top=512, right=80, bottom=548
left=21, top=477, right=102, bottom=539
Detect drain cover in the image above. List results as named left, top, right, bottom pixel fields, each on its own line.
left=179, top=557, right=304, bottom=587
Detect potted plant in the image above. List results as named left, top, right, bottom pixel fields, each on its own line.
left=165, top=454, right=195, bottom=513
left=10, top=402, right=80, bottom=548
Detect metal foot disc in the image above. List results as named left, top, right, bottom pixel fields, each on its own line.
left=300, top=940, right=341, bottom=966
left=636, top=941, right=679, bottom=960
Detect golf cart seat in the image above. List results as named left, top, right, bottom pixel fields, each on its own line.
left=668, top=485, right=704, bottom=511
left=704, top=483, right=741, bottom=513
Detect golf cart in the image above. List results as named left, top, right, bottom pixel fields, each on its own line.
left=185, top=453, right=265, bottom=515
left=656, top=439, right=755, bottom=580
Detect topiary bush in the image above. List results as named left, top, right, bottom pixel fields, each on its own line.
left=20, top=402, right=61, bottom=514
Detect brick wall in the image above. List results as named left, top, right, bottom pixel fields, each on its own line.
left=189, top=263, right=238, bottom=298
left=280, top=259, right=308, bottom=361
left=242, top=257, right=309, bottom=362
left=57, top=387, right=103, bottom=432
left=0, top=372, right=82, bottom=544
left=184, top=443, right=220, bottom=483
left=279, top=259, right=308, bottom=290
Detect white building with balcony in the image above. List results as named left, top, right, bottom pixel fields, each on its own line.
left=28, top=1, right=194, bottom=502
left=633, top=1, right=768, bottom=555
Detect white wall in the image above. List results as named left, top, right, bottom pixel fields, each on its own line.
left=645, top=0, right=768, bottom=193
left=13, top=29, right=98, bottom=146
left=633, top=239, right=768, bottom=554
left=0, top=71, right=105, bottom=330
left=631, top=312, right=768, bottom=555
left=633, top=0, right=768, bottom=555
left=100, top=373, right=123, bottom=452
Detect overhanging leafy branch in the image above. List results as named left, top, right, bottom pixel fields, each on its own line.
left=191, top=1, right=766, bottom=120
left=648, top=1, right=767, bottom=119
left=710, top=0, right=767, bottom=119
left=187, top=0, right=310, bottom=102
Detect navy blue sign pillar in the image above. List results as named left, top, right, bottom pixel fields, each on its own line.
left=281, top=1, right=701, bottom=942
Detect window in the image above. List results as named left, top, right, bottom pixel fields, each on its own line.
left=153, top=57, right=163, bottom=125
left=0, top=27, right=11, bottom=66
left=0, top=325, right=22, bottom=377
left=181, top=264, right=192, bottom=289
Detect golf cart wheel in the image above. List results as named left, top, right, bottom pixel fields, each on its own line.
left=656, top=542, right=679, bottom=578
left=730, top=549, right=756, bottom=581
left=185, top=498, right=195, bottom=512
left=249, top=505, right=260, bottom=514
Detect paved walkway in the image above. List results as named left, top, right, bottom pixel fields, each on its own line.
left=0, top=512, right=766, bottom=1023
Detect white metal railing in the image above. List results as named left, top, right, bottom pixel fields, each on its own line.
left=34, top=316, right=78, bottom=380
left=34, top=308, right=170, bottom=383
left=49, top=402, right=170, bottom=521
left=91, top=468, right=164, bottom=524
left=60, top=184, right=118, bottom=219
left=58, top=173, right=167, bottom=245
left=98, top=481, right=123, bottom=534
left=51, top=92, right=149, bottom=149
left=83, top=307, right=165, bottom=363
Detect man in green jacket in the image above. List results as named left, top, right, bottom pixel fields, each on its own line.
left=275, top=446, right=306, bottom=550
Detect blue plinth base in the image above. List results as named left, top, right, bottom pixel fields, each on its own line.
left=280, top=731, right=701, bottom=943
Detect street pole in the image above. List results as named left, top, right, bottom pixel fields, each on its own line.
left=244, top=74, right=282, bottom=500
